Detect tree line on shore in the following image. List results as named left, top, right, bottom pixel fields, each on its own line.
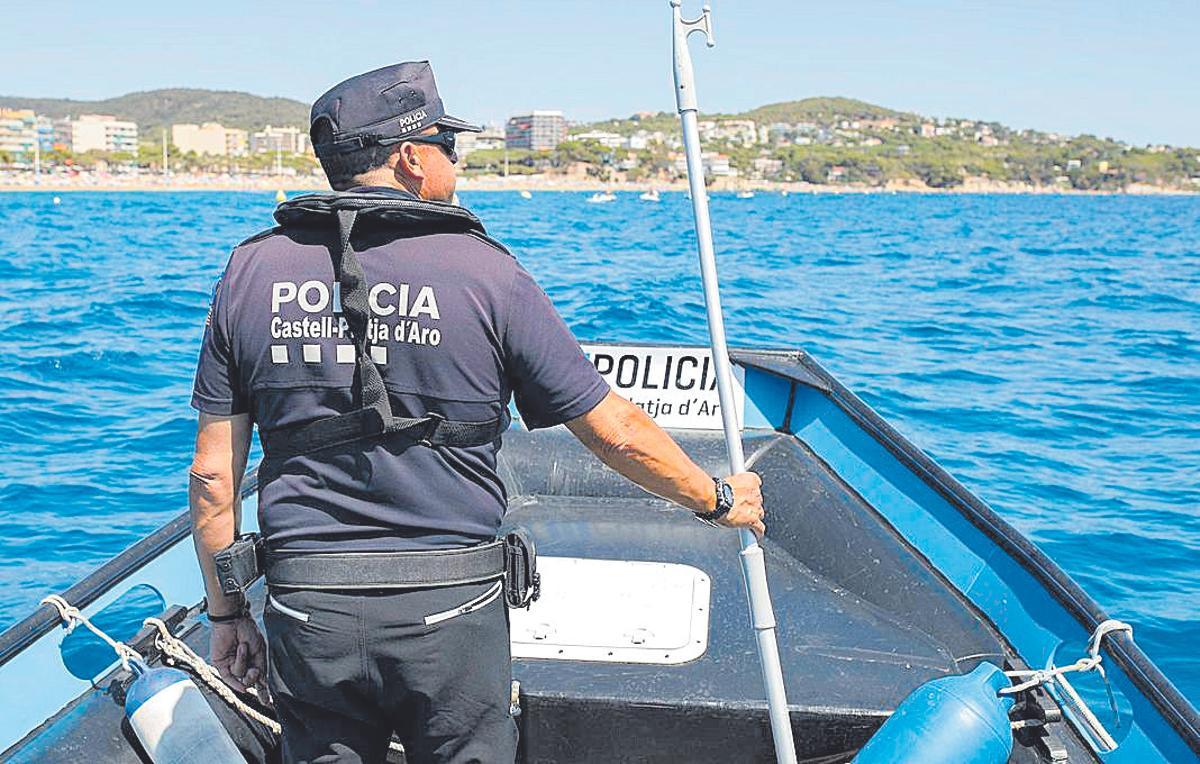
left=2, top=95, right=1197, bottom=191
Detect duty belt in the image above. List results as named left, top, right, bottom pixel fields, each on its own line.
left=264, top=540, right=506, bottom=590
left=217, top=530, right=540, bottom=608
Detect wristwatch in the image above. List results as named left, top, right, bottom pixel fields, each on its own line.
left=693, top=477, right=734, bottom=527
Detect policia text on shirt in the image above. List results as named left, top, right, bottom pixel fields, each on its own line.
left=188, top=61, right=766, bottom=764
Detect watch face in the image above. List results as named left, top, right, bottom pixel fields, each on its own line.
left=719, top=481, right=735, bottom=509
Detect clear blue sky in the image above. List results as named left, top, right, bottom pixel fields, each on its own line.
left=2, top=0, right=1197, bottom=146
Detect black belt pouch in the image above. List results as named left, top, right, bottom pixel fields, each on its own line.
left=502, top=528, right=540, bottom=609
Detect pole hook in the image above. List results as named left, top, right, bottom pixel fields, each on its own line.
left=671, top=0, right=715, bottom=47
left=670, top=1, right=716, bottom=114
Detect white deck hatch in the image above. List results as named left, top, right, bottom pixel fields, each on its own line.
left=510, top=556, right=711, bottom=665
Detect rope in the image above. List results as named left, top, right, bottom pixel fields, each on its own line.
left=1000, top=619, right=1133, bottom=695
left=143, top=617, right=281, bottom=734
left=41, top=594, right=143, bottom=671
left=40, top=594, right=403, bottom=756
left=144, top=616, right=405, bottom=756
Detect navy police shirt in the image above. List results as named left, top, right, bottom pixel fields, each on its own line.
left=191, top=188, right=609, bottom=552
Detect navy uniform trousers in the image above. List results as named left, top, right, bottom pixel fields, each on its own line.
left=264, top=579, right=518, bottom=764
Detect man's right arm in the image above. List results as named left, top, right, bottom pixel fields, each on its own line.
left=566, top=391, right=767, bottom=539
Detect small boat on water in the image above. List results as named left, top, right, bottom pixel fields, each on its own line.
left=587, top=191, right=617, bottom=203
left=736, top=189, right=755, bottom=199
left=519, top=190, right=532, bottom=199
left=640, top=189, right=661, bottom=202
left=2, top=342, right=1197, bottom=762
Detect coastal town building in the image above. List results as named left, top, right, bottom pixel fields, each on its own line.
left=171, top=122, right=249, bottom=157
left=225, top=128, right=248, bottom=157
left=173, top=123, right=224, bottom=156
left=35, top=116, right=53, bottom=152
left=752, top=157, right=784, bottom=177
left=251, top=125, right=311, bottom=155
left=456, top=126, right=507, bottom=159
left=698, top=119, right=758, bottom=146
left=861, top=118, right=900, bottom=132
left=567, top=129, right=669, bottom=152
left=673, top=151, right=734, bottom=177
left=764, top=122, right=820, bottom=145
left=455, top=131, right=478, bottom=158
left=51, top=118, right=72, bottom=151
left=506, top=111, right=567, bottom=151
left=476, top=127, right=506, bottom=151
left=572, top=130, right=625, bottom=149
left=0, top=109, right=38, bottom=158
left=68, top=114, right=138, bottom=153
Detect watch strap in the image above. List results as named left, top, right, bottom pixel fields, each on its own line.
left=693, top=476, right=734, bottom=525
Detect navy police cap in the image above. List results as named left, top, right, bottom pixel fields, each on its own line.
left=310, top=61, right=481, bottom=157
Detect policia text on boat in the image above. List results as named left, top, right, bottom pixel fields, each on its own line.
left=187, top=61, right=766, bottom=764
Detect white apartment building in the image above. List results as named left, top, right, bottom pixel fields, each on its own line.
left=251, top=125, right=310, bottom=155
left=476, top=127, right=506, bottom=151
left=572, top=130, right=625, bottom=149
left=172, top=123, right=226, bottom=156
left=224, top=128, right=248, bottom=157
left=698, top=119, right=758, bottom=146
left=171, top=123, right=249, bottom=157
left=70, top=114, right=138, bottom=153
left=673, top=151, right=735, bottom=177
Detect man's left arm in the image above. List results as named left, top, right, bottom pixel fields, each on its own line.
left=190, top=412, right=264, bottom=691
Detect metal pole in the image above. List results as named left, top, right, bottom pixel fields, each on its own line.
left=669, top=3, right=797, bottom=762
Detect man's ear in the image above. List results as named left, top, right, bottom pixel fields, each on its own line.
left=392, top=142, right=426, bottom=183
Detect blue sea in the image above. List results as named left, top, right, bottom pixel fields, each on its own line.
left=0, top=190, right=1197, bottom=706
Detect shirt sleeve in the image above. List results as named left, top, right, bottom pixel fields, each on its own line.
left=503, top=266, right=609, bottom=429
left=191, top=274, right=248, bottom=416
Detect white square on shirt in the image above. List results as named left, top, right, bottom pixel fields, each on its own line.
left=370, top=346, right=388, bottom=364
left=336, top=345, right=356, bottom=364
left=270, top=345, right=289, bottom=364
left=302, top=344, right=321, bottom=363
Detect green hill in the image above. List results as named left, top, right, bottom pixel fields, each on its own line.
left=578, top=98, right=917, bottom=137
left=738, top=97, right=913, bottom=124
left=0, top=88, right=309, bottom=134
left=566, top=96, right=1198, bottom=192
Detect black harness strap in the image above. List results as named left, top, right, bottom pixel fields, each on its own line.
left=260, top=200, right=509, bottom=462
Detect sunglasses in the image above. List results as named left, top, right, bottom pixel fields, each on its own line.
left=399, top=130, right=458, bottom=164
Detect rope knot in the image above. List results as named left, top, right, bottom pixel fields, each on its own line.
left=999, top=619, right=1134, bottom=696
left=40, top=594, right=143, bottom=671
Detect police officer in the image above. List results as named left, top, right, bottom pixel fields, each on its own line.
left=188, top=61, right=765, bottom=764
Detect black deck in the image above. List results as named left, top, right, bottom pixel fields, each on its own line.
left=3, top=428, right=1098, bottom=763
left=502, top=428, right=1014, bottom=762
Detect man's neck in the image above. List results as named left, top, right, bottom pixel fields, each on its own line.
left=350, top=171, right=420, bottom=197
left=344, top=184, right=417, bottom=197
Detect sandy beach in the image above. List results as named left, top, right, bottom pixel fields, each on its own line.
left=0, top=171, right=1195, bottom=195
